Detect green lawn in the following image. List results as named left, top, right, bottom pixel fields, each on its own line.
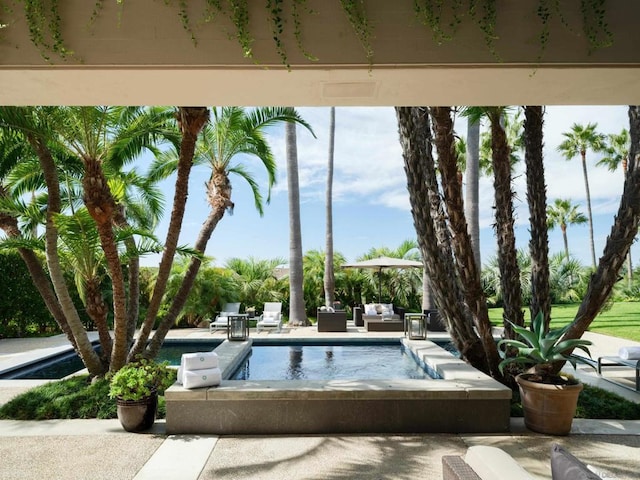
left=488, top=302, right=640, bottom=342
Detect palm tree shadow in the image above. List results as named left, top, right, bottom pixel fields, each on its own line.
left=202, top=434, right=468, bottom=480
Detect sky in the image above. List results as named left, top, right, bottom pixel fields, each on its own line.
left=140, top=105, right=633, bottom=270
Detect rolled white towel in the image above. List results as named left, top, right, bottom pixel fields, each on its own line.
left=618, top=346, right=640, bottom=360
left=182, top=367, right=222, bottom=389
left=181, top=351, right=219, bottom=370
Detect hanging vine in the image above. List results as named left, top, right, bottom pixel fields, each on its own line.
left=339, top=0, right=373, bottom=67
left=0, top=0, right=615, bottom=67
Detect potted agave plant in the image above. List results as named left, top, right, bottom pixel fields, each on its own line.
left=108, top=358, right=176, bottom=432
left=498, top=312, right=593, bottom=435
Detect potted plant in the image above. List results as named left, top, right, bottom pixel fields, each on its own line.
left=108, top=358, right=176, bottom=432
left=498, top=312, right=593, bottom=435
left=245, top=306, right=256, bottom=318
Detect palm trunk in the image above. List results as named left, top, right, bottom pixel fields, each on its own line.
left=113, top=208, right=140, bottom=346
left=465, top=117, right=481, bottom=268
left=324, top=107, right=336, bottom=308
left=561, top=226, right=570, bottom=260
left=84, top=278, right=112, bottom=365
left=145, top=205, right=226, bottom=357
left=82, top=156, right=128, bottom=371
left=581, top=151, right=597, bottom=268
left=0, top=195, right=77, bottom=350
left=33, top=138, right=103, bottom=376
left=430, top=107, right=500, bottom=377
left=286, top=121, right=308, bottom=326
left=523, top=106, right=551, bottom=330
left=563, top=106, right=640, bottom=354
left=131, top=107, right=209, bottom=360
left=488, top=109, right=524, bottom=337
left=395, top=107, right=487, bottom=373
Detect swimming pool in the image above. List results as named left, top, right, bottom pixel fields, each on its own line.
left=166, top=337, right=512, bottom=435
left=230, top=344, right=433, bottom=380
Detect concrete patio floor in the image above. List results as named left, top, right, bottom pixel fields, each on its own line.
left=1, top=324, right=639, bottom=479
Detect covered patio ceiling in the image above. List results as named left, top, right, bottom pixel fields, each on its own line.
left=0, top=1, right=638, bottom=106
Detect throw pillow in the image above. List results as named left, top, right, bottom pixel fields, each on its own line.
left=550, top=444, right=602, bottom=480
left=263, top=311, right=275, bottom=319
left=375, top=304, right=383, bottom=314
left=365, top=304, right=377, bottom=315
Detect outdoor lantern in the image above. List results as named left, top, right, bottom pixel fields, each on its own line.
left=405, top=313, right=427, bottom=340
left=228, top=315, right=249, bottom=341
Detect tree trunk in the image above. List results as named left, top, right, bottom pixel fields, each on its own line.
left=466, top=117, right=482, bottom=268
left=581, top=151, right=597, bottom=268
left=324, top=107, right=336, bottom=308
left=145, top=207, right=226, bottom=357
left=488, top=109, right=525, bottom=337
left=564, top=106, right=640, bottom=343
left=0, top=192, right=77, bottom=350
left=523, top=106, right=551, bottom=330
left=286, top=121, right=308, bottom=326
left=561, top=225, right=570, bottom=260
left=112, top=207, right=140, bottom=346
left=33, top=137, right=103, bottom=376
left=430, top=107, right=500, bottom=377
left=395, top=107, right=487, bottom=373
left=84, top=277, right=113, bottom=366
left=130, top=107, right=209, bottom=360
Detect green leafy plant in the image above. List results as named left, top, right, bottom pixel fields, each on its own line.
left=497, top=311, right=593, bottom=383
left=108, top=358, right=176, bottom=401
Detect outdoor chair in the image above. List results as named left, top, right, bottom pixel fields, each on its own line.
left=256, top=302, right=283, bottom=333
left=209, top=302, right=241, bottom=333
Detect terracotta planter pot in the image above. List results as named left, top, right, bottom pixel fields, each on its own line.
left=516, top=373, right=583, bottom=436
left=116, top=392, right=158, bottom=432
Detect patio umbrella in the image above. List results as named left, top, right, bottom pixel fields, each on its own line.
left=341, top=256, right=423, bottom=302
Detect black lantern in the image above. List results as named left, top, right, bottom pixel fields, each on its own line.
left=405, top=313, right=427, bottom=340
left=228, top=315, right=249, bottom=341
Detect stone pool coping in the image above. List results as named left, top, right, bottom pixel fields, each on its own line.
left=166, top=337, right=512, bottom=434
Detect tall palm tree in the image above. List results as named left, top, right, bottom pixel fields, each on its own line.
left=546, top=198, right=588, bottom=261
left=285, top=120, right=308, bottom=326
left=597, top=128, right=633, bottom=287
left=557, top=122, right=606, bottom=269
left=324, top=107, right=336, bottom=309
left=144, top=107, right=314, bottom=356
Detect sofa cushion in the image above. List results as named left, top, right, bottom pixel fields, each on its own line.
left=550, top=444, right=602, bottom=480
left=364, top=304, right=377, bottom=315
left=464, top=446, right=535, bottom=480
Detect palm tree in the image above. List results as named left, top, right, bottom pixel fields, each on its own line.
left=546, top=198, right=588, bottom=261
left=597, top=128, right=633, bottom=287
left=144, top=107, right=314, bottom=356
left=285, top=120, right=308, bottom=326
left=324, top=107, right=336, bottom=309
left=557, top=122, right=606, bottom=269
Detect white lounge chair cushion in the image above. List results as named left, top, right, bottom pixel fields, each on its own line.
left=181, top=351, right=218, bottom=370
left=618, top=346, right=640, bottom=360
left=464, top=446, right=535, bottom=480
left=181, top=367, right=222, bottom=389
left=262, top=311, right=278, bottom=319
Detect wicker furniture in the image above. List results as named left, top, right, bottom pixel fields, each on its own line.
left=316, top=310, right=347, bottom=332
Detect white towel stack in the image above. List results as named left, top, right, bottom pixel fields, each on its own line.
left=618, top=346, right=640, bottom=360
left=177, top=351, right=222, bottom=389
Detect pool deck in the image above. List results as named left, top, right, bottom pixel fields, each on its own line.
left=1, top=324, right=640, bottom=479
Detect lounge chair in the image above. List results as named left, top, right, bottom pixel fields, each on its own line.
left=209, top=302, right=241, bottom=333
left=256, top=302, right=282, bottom=333
left=597, top=345, right=640, bottom=391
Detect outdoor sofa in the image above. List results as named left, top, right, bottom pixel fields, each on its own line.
left=352, top=303, right=405, bottom=327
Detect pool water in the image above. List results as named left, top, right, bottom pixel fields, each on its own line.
left=230, top=344, right=432, bottom=380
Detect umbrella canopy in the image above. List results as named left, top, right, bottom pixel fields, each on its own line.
left=342, top=256, right=423, bottom=302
